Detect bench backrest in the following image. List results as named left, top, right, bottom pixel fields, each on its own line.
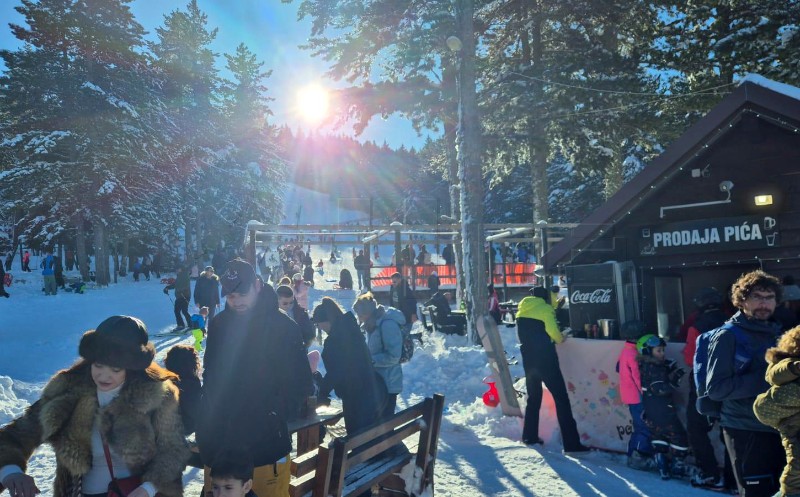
left=291, top=394, right=445, bottom=497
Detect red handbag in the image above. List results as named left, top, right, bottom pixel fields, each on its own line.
left=102, top=439, right=143, bottom=497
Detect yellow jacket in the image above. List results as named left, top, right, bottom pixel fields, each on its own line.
left=516, top=296, right=563, bottom=344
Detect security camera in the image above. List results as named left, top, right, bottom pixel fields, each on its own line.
left=719, top=180, right=734, bottom=192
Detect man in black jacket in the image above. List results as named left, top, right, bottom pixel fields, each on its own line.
left=706, top=270, right=785, bottom=497
left=194, top=266, right=220, bottom=322
left=197, top=259, right=313, bottom=497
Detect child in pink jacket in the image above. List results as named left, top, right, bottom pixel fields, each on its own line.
left=617, top=320, right=653, bottom=468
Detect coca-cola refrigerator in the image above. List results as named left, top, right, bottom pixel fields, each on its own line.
left=566, top=262, right=640, bottom=339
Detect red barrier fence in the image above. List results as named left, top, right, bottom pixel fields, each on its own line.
left=370, top=263, right=537, bottom=290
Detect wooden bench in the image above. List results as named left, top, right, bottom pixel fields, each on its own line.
left=422, top=305, right=466, bottom=336
left=289, top=394, right=445, bottom=497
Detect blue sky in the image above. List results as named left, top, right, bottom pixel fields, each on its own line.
left=0, top=0, right=426, bottom=149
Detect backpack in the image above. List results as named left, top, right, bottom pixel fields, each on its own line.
left=693, top=322, right=755, bottom=417
left=378, top=319, right=415, bottom=364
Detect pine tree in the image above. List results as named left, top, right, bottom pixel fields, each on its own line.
left=650, top=1, right=800, bottom=135
left=210, top=43, right=287, bottom=243
left=150, top=0, right=221, bottom=261
left=0, top=0, right=169, bottom=285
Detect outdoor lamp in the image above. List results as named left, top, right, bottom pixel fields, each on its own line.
left=754, top=194, right=773, bottom=206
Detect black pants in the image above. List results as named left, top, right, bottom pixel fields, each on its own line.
left=382, top=393, right=398, bottom=419
left=521, top=342, right=582, bottom=450
left=174, top=296, right=191, bottom=327
left=687, top=377, right=719, bottom=477
left=723, top=426, right=784, bottom=497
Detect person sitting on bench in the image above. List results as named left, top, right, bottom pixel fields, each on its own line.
left=424, top=291, right=466, bottom=333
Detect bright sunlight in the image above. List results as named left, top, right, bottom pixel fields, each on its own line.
left=295, top=84, right=330, bottom=124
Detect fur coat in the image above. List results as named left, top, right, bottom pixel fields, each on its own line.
left=0, top=363, right=189, bottom=497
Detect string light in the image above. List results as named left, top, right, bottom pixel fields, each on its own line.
left=559, top=106, right=797, bottom=267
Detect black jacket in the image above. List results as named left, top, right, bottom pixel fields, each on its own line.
left=174, top=375, right=202, bottom=435
left=291, top=300, right=316, bottom=347
left=320, top=312, right=386, bottom=434
left=424, top=291, right=451, bottom=320
left=638, top=355, right=688, bottom=447
left=389, top=280, right=417, bottom=324
left=198, top=284, right=313, bottom=466
left=193, top=274, right=220, bottom=307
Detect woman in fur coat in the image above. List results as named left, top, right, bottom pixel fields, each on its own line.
left=0, top=315, right=190, bottom=497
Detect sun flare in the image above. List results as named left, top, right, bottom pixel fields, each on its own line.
left=296, top=84, right=330, bottom=124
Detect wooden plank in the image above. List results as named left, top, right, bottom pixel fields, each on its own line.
left=288, top=471, right=315, bottom=497
left=291, top=448, right=319, bottom=477
left=344, top=423, right=420, bottom=468
left=312, top=444, right=336, bottom=497
left=341, top=405, right=424, bottom=450
left=477, top=315, right=523, bottom=417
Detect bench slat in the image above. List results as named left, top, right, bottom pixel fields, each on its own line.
left=341, top=400, right=429, bottom=450
left=291, top=447, right=319, bottom=477
left=344, top=423, right=419, bottom=468
left=290, top=394, right=445, bottom=497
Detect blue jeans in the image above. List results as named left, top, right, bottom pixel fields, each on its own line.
left=628, top=403, right=653, bottom=456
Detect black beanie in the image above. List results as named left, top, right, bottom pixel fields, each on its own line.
left=78, top=315, right=155, bottom=370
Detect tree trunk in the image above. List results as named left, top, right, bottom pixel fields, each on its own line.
left=93, top=219, right=109, bottom=287
left=112, top=243, right=118, bottom=284
left=120, top=237, right=129, bottom=276
left=76, top=215, right=90, bottom=282
left=455, top=0, right=487, bottom=344
left=525, top=13, right=550, bottom=224
left=184, top=203, right=193, bottom=265
left=442, top=62, right=465, bottom=303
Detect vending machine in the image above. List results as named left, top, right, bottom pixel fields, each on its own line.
left=565, top=261, right=640, bottom=339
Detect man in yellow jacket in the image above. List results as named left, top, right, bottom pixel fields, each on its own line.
left=517, top=287, right=589, bottom=453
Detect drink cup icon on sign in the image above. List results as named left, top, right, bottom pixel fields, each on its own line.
left=767, top=232, right=778, bottom=247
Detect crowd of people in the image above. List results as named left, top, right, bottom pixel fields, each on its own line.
left=6, top=242, right=800, bottom=497
left=612, top=270, right=798, bottom=497
left=0, top=256, right=411, bottom=497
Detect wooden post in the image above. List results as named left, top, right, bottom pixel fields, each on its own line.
left=477, top=314, right=522, bottom=417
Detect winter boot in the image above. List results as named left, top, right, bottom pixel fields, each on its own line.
left=690, top=472, right=726, bottom=491
left=654, top=453, right=670, bottom=480
left=627, top=451, right=656, bottom=471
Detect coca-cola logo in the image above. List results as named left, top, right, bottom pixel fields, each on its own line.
left=570, top=289, right=613, bottom=304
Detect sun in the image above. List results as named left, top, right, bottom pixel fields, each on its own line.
left=296, top=84, right=330, bottom=124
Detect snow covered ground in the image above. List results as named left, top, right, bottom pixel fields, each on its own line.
left=0, top=186, right=717, bottom=496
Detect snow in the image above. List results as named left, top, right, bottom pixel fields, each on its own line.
left=740, top=73, right=800, bottom=101
left=0, top=190, right=717, bottom=497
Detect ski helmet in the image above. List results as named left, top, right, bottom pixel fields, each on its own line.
left=636, top=334, right=666, bottom=356
left=692, top=287, right=723, bottom=310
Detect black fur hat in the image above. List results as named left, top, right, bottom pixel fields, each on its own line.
left=79, top=315, right=155, bottom=370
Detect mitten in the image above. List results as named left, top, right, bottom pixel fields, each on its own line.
left=670, top=368, right=686, bottom=388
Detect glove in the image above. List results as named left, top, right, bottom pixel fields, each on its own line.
left=666, top=359, right=678, bottom=373
left=163, top=288, right=169, bottom=295
left=670, top=368, right=686, bottom=388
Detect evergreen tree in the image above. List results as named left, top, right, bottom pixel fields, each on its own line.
left=210, top=43, right=287, bottom=243
left=0, top=0, right=169, bottom=285
left=150, top=0, right=221, bottom=260
left=650, top=1, right=800, bottom=136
